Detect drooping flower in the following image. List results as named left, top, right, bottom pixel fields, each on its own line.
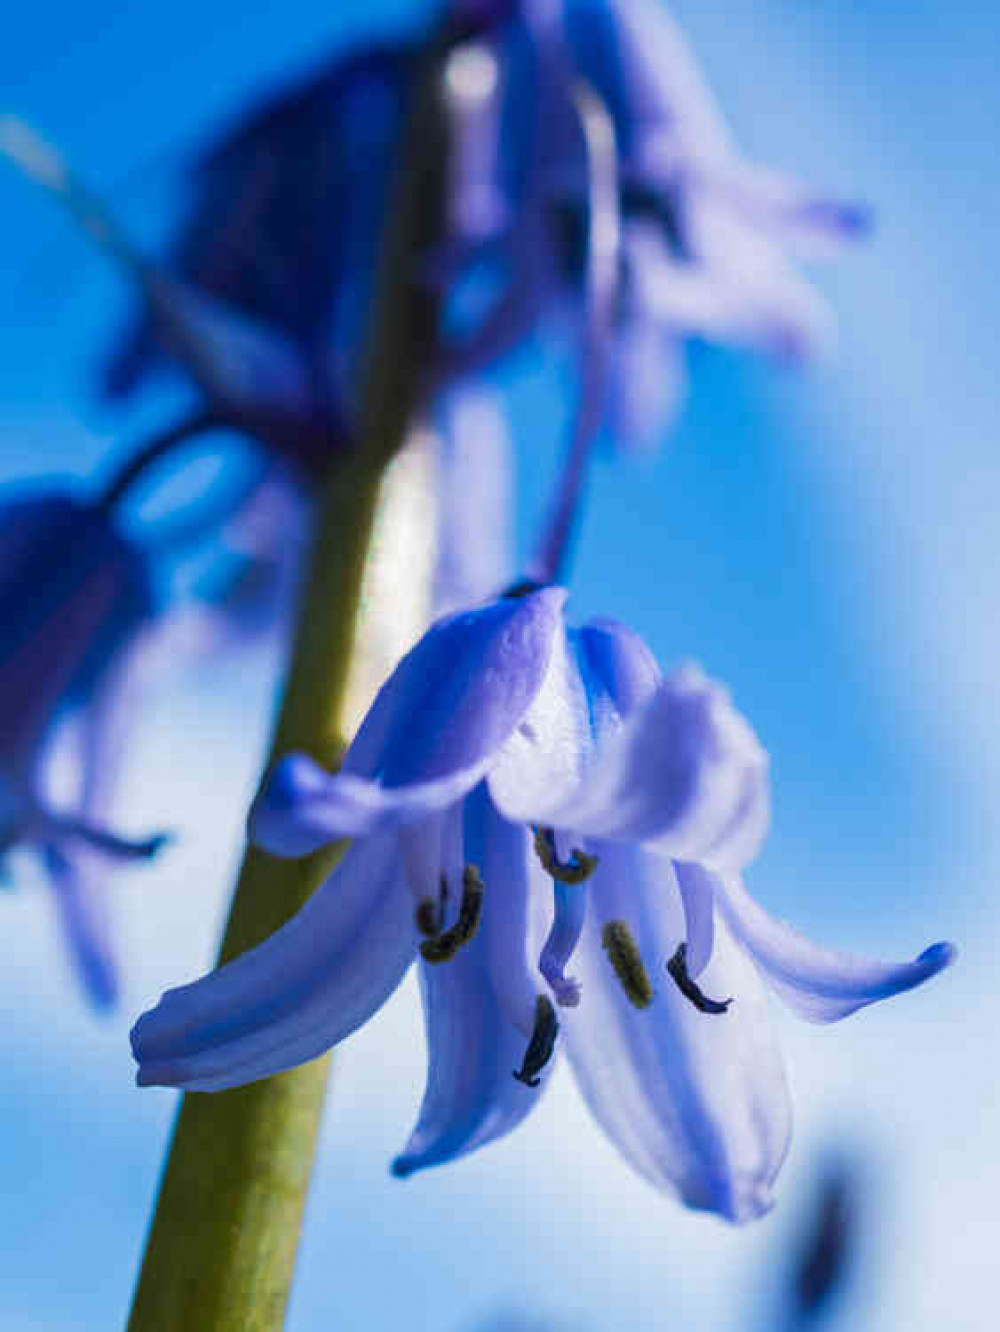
left=484, top=0, right=871, bottom=452
left=132, top=589, right=952, bottom=1220
left=102, top=44, right=417, bottom=431
left=0, top=490, right=166, bottom=1006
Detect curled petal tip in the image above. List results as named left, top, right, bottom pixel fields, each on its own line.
left=390, top=1156, right=415, bottom=1180
left=919, top=940, right=957, bottom=973
left=85, top=970, right=119, bottom=1014
left=143, top=831, right=174, bottom=858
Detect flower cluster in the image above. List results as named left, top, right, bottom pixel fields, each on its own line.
left=0, top=492, right=165, bottom=1005
left=0, top=0, right=953, bottom=1230
left=133, top=589, right=951, bottom=1220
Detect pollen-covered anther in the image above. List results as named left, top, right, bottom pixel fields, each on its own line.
left=415, top=898, right=441, bottom=939
left=415, top=873, right=448, bottom=938
left=601, top=920, right=655, bottom=1009
left=533, top=827, right=599, bottom=885
left=666, top=942, right=733, bottom=1015
left=513, top=994, right=559, bottom=1088
left=419, top=865, right=484, bottom=963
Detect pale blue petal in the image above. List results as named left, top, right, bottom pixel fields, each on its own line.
left=252, top=589, right=566, bottom=853
left=713, top=871, right=957, bottom=1023
left=249, top=753, right=483, bottom=852
left=560, top=843, right=791, bottom=1222
left=496, top=663, right=768, bottom=870
left=392, top=789, right=548, bottom=1177
left=693, top=159, right=872, bottom=259
left=131, top=831, right=416, bottom=1090
left=641, top=202, right=835, bottom=360
left=575, top=617, right=664, bottom=717
left=487, top=616, right=662, bottom=824
left=345, top=587, right=566, bottom=783
left=674, top=859, right=715, bottom=978
left=487, top=615, right=665, bottom=825
left=487, top=622, right=591, bottom=822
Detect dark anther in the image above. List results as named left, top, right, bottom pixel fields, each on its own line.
left=601, top=920, right=654, bottom=1009
left=419, top=866, right=484, bottom=963
left=503, top=577, right=548, bottom=599
left=666, top=942, right=732, bottom=1015
left=533, top=827, right=599, bottom=885
left=415, top=899, right=441, bottom=939
left=415, top=873, right=448, bottom=938
left=513, top=994, right=559, bottom=1087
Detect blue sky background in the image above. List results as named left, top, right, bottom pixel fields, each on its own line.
left=1, top=1, right=997, bottom=1328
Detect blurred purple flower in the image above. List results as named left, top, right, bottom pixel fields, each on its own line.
left=786, top=1155, right=859, bottom=1327
left=484, top=0, right=871, bottom=452
left=0, top=492, right=166, bottom=1006
left=103, top=45, right=415, bottom=456
left=131, top=590, right=951, bottom=1220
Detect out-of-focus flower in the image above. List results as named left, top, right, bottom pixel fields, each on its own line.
left=0, top=491, right=166, bottom=1006
left=0, top=114, right=351, bottom=479
left=3, top=0, right=867, bottom=467
left=132, top=590, right=952, bottom=1221
left=103, top=46, right=416, bottom=430
left=487, top=0, right=871, bottom=452
left=785, top=1156, right=860, bottom=1327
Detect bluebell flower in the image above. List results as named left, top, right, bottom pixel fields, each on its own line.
left=103, top=45, right=416, bottom=436
left=0, top=491, right=166, bottom=1006
left=0, top=114, right=351, bottom=479
left=477, top=0, right=871, bottom=452
left=132, top=589, right=952, bottom=1219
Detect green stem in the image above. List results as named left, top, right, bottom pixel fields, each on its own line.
left=126, top=30, right=451, bottom=1332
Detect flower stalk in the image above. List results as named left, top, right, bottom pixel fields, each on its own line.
left=126, top=28, right=451, bottom=1332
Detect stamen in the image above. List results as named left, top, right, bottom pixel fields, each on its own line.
left=539, top=880, right=587, bottom=1007
left=415, top=873, right=448, bottom=938
left=419, top=865, right=484, bottom=963
left=533, top=827, right=599, bottom=885
left=666, top=942, right=733, bottom=1015
left=512, top=995, right=559, bottom=1088
left=601, top=920, right=654, bottom=1009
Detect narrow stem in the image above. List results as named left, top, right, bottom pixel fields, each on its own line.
left=531, top=80, right=620, bottom=586
left=126, top=31, right=451, bottom=1332
left=97, top=408, right=225, bottom=510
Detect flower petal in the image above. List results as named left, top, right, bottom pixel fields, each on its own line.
left=131, top=830, right=416, bottom=1090
left=637, top=212, right=835, bottom=361
left=487, top=616, right=661, bottom=824
left=674, top=860, right=715, bottom=979
left=392, top=789, right=549, bottom=1177
left=560, top=843, right=791, bottom=1221
left=347, top=586, right=566, bottom=783
left=607, top=305, right=686, bottom=453
left=497, top=661, right=768, bottom=870
left=713, top=871, right=957, bottom=1023
left=694, top=159, right=873, bottom=260
left=252, top=589, right=566, bottom=852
